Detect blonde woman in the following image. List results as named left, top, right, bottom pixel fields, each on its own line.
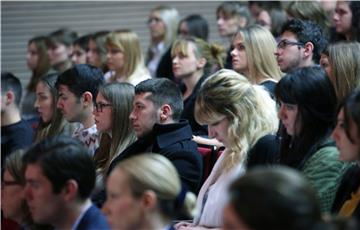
left=231, top=25, right=282, bottom=97
left=106, top=30, right=151, bottom=85
left=320, top=42, right=360, bottom=102
left=104, top=153, right=196, bottom=230
left=176, top=69, right=278, bottom=229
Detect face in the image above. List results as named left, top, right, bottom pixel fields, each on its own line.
left=71, top=44, right=87, bottom=65
left=129, top=92, right=160, bottom=138
left=256, top=10, right=271, bottom=31
left=178, top=21, right=189, bottom=39
left=332, top=109, right=360, bottom=162
left=231, top=35, right=248, bottom=74
left=333, top=1, right=352, bottom=36
left=172, top=43, right=200, bottom=79
left=106, top=45, right=125, bottom=72
left=274, top=31, right=305, bottom=73
left=103, top=169, right=143, bottom=229
left=27, top=42, right=39, bottom=70
left=47, top=42, right=69, bottom=67
left=217, top=11, right=241, bottom=38
left=24, top=164, right=65, bottom=225
left=223, top=204, right=252, bottom=230
left=86, top=39, right=102, bottom=67
left=320, top=54, right=332, bottom=79
left=93, top=93, right=113, bottom=132
left=148, top=11, right=166, bottom=41
left=35, top=81, right=54, bottom=123
left=57, top=85, right=83, bottom=123
left=208, top=117, right=230, bottom=147
left=1, top=170, right=24, bottom=222
left=278, top=101, right=299, bottom=136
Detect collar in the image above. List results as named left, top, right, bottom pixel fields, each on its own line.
left=152, top=120, right=193, bottom=149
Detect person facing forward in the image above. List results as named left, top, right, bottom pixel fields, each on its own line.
left=108, top=78, right=203, bottom=194
left=56, top=64, right=105, bottom=156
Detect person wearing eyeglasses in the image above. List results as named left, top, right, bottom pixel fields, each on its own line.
left=274, top=19, right=328, bottom=73
left=55, top=64, right=105, bottom=156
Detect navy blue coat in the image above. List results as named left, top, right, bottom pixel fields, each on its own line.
left=75, top=205, right=110, bottom=230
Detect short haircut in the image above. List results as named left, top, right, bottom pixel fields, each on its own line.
left=22, top=135, right=96, bottom=200
left=135, top=78, right=183, bottom=121
left=73, top=34, right=91, bottom=51
left=179, top=14, right=209, bottom=41
left=1, top=72, right=22, bottom=106
left=55, top=64, right=104, bottom=103
left=217, top=1, right=253, bottom=26
left=46, top=28, right=78, bottom=48
left=280, top=19, right=328, bottom=64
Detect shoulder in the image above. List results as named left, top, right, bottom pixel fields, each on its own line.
left=76, top=205, right=110, bottom=230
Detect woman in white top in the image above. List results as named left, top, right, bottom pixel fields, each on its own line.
left=176, top=69, right=278, bottom=229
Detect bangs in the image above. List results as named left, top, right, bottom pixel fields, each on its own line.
left=275, top=78, right=297, bottom=104
left=171, top=40, right=189, bottom=58
left=195, top=94, right=224, bottom=125
left=106, top=33, right=124, bottom=51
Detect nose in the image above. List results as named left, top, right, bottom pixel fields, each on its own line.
left=333, top=13, right=339, bottom=22
left=129, top=110, right=136, bottom=121
left=217, top=18, right=224, bottom=26
left=208, top=125, right=216, bottom=139
left=56, top=99, right=63, bottom=109
left=230, top=48, right=237, bottom=57
left=331, top=126, right=339, bottom=143
left=34, top=98, right=39, bottom=109
left=277, top=104, right=286, bottom=120
left=24, top=184, right=33, bottom=201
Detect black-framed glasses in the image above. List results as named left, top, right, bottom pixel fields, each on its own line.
left=277, top=40, right=304, bottom=49
left=1, top=180, right=21, bottom=188
left=94, top=103, right=112, bottom=112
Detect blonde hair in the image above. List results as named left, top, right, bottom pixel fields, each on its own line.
left=235, top=25, right=283, bottom=83
left=115, top=153, right=196, bottom=219
left=327, top=42, right=360, bottom=102
left=171, top=37, right=225, bottom=73
left=195, top=69, right=278, bottom=172
left=106, top=30, right=148, bottom=83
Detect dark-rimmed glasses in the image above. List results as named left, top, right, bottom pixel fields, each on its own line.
left=277, top=40, right=304, bottom=49
left=94, top=103, right=112, bottom=113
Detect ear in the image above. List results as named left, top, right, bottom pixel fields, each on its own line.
left=303, top=42, right=314, bottom=59
left=82, top=92, right=93, bottom=106
left=5, top=91, right=14, bottom=105
left=62, top=179, right=79, bottom=202
left=197, top=57, right=207, bottom=69
left=140, top=190, right=157, bottom=211
left=160, top=104, right=172, bottom=123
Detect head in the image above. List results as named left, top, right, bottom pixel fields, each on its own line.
left=332, top=88, right=360, bottom=163
left=276, top=67, right=337, bottom=165
left=275, top=19, right=328, bottom=73
left=257, top=7, right=287, bottom=38
left=231, top=25, right=282, bottom=83
left=94, top=82, right=136, bottom=161
left=333, top=0, right=360, bottom=41
left=1, top=72, right=22, bottom=114
left=106, top=30, right=144, bottom=79
left=86, top=31, right=110, bottom=71
left=171, top=37, right=224, bottom=80
left=224, top=166, right=322, bottom=230
left=56, top=64, right=104, bottom=123
left=26, top=36, right=51, bottom=91
left=216, top=2, right=253, bottom=38
left=195, top=69, right=278, bottom=155
left=46, top=28, right=78, bottom=68
left=104, top=153, right=195, bottom=229
left=129, top=78, right=183, bottom=138
left=178, top=14, right=209, bottom=41
left=71, top=34, right=90, bottom=65
left=148, top=6, right=179, bottom=46
left=321, top=42, right=360, bottom=102
left=23, top=136, right=96, bottom=227
left=2, top=150, right=30, bottom=225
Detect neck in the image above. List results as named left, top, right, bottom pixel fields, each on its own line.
left=152, top=37, right=164, bottom=46
left=1, top=108, right=21, bottom=126
left=182, top=70, right=203, bottom=98
left=142, top=212, right=169, bottom=230
left=53, top=199, right=91, bottom=230
left=80, top=107, right=95, bottom=129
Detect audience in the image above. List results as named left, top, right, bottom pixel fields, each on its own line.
left=1, top=72, right=34, bottom=169
left=108, top=78, right=203, bottom=194
left=105, top=29, right=151, bottom=85
left=146, top=5, right=179, bottom=80
left=86, top=30, right=110, bottom=73
left=55, top=64, right=104, bottom=156
left=178, top=14, right=209, bottom=41
left=176, top=69, right=278, bottom=229
left=274, top=19, right=328, bottom=73
left=231, top=25, right=282, bottom=97
left=71, top=34, right=90, bottom=65
left=34, top=72, right=77, bottom=143
left=276, top=66, right=348, bottom=213
left=23, top=135, right=110, bottom=230
left=332, top=88, right=360, bottom=221
left=104, top=153, right=196, bottom=229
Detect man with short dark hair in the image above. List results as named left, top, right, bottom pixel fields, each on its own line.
left=23, top=135, right=109, bottom=230
left=1, top=72, right=34, bottom=168
left=274, top=19, right=328, bottom=73
left=56, top=64, right=104, bottom=155
left=108, top=78, right=203, bottom=194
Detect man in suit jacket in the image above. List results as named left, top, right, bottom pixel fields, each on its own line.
left=108, top=78, right=203, bottom=194
left=23, top=136, right=110, bottom=230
